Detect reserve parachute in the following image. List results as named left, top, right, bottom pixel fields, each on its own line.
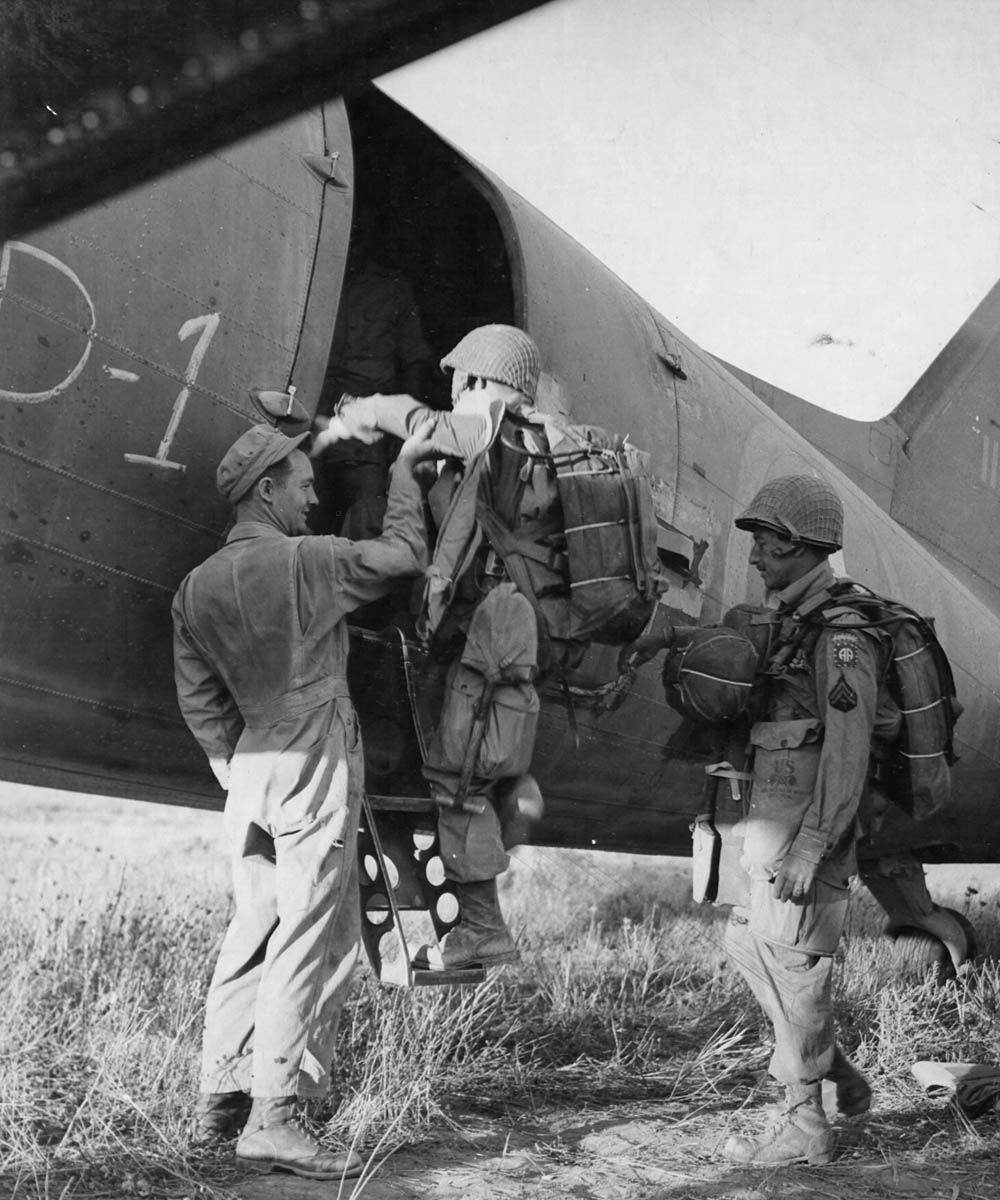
left=660, top=626, right=760, bottom=724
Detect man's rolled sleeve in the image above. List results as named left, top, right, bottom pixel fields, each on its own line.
left=346, top=395, right=494, bottom=460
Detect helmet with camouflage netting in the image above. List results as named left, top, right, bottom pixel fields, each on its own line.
left=440, top=325, right=541, bottom=400
left=734, top=474, right=843, bottom=550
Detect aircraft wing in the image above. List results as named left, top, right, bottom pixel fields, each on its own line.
left=0, top=0, right=554, bottom=240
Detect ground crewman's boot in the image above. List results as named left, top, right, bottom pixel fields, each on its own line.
left=826, top=1046, right=871, bottom=1116
left=415, top=878, right=518, bottom=971
left=235, top=1097, right=362, bottom=1180
left=190, top=1091, right=252, bottom=1147
left=723, top=1083, right=834, bottom=1166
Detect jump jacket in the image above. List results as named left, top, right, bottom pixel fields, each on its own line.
left=742, top=560, right=902, bottom=883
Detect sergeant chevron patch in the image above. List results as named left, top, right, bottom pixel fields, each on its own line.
left=828, top=673, right=858, bottom=712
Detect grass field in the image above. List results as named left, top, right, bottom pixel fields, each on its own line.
left=1, top=784, right=999, bottom=1200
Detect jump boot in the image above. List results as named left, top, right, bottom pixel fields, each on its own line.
left=190, top=1091, right=252, bottom=1147
left=723, top=1082, right=834, bottom=1166
left=416, top=878, right=518, bottom=971
left=235, top=1097, right=362, bottom=1180
left=827, top=1046, right=871, bottom=1116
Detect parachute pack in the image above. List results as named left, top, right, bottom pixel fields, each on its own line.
left=553, top=437, right=661, bottom=644
left=765, top=581, right=962, bottom=821
left=476, top=421, right=662, bottom=650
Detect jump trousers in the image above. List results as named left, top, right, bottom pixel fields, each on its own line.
left=724, top=872, right=850, bottom=1086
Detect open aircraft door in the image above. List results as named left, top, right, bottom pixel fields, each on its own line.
left=422, top=164, right=711, bottom=853
left=0, top=101, right=354, bottom=808
left=477, top=177, right=681, bottom=502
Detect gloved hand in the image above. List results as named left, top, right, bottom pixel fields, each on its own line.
left=771, top=852, right=819, bottom=902
left=310, top=413, right=383, bottom=457
left=617, top=629, right=673, bottom=675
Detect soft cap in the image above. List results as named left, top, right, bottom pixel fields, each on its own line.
left=216, top=424, right=309, bottom=504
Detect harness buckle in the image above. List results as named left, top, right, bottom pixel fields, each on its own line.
left=483, top=548, right=507, bottom=578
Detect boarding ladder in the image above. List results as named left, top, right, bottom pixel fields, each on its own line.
left=358, top=793, right=485, bottom=987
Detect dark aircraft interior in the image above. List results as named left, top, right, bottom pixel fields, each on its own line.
left=309, top=87, right=519, bottom=627
left=343, top=86, right=516, bottom=409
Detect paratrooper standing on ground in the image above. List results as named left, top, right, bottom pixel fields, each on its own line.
left=626, top=475, right=882, bottom=1165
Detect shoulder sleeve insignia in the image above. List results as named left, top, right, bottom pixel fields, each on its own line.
left=830, top=630, right=860, bottom=669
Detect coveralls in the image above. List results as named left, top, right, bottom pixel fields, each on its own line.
left=726, top=560, right=901, bottom=1086
left=172, top=460, right=426, bottom=1098
left=333, top=392, right=584, bottom=882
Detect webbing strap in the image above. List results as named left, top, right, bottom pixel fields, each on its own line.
left=475, top=504, right=553, bottom=667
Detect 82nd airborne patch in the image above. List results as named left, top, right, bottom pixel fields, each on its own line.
left=831, top=630, right=860, bottom=669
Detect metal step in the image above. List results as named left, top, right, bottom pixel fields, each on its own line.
left=358, top=793, right=485, bottom=987
left=412, top=967, right=485, bottom=987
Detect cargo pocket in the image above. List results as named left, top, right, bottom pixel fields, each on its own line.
left=741, top=718, right=824, bottom=871
left=747, top=875, right=850, bottom=956
left=478, top=679, right=539, bottom=777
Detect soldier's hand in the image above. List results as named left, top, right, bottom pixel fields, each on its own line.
left=336, top=402, right=385, bottom=445
left=771, top=852, right=819, bottom=902
left=309, top=415, right=383, bottom=456
left=617, top=630, right=672, bottom=674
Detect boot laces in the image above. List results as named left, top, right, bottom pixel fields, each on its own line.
left=759, top=1092, right=813, bottom=1137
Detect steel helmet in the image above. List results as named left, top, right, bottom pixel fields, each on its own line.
left=735, top=474, right=843, bottom=550
left=440, top=325, right=541, bottom=400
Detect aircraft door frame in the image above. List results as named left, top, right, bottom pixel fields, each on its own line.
left=288, top=99, right=354, bottom=411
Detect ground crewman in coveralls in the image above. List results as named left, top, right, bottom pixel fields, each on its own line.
left=626, top=475, right=883, bottom=1166
left=312, top=325, right=619, bottom=972
left=172, top=420, right=439, bottom=1178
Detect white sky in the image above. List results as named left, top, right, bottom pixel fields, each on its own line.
left=381, top=0, right=1000, bottom=419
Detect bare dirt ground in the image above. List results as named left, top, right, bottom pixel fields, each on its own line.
left=200, top=1088, right=997, bottom=1200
